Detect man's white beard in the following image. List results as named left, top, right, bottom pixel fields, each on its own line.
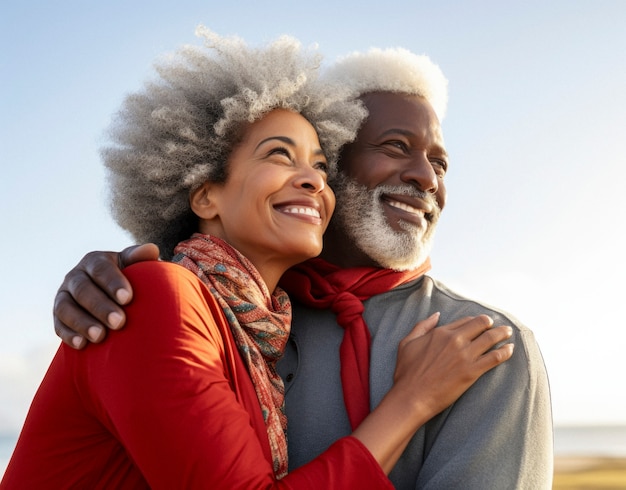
left=331, top=174, right=440, bottom=271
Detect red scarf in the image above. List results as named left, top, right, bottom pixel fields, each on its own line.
left=173, top=234, right=291, bottom=478
left=280, top=257, right=431, bottom=430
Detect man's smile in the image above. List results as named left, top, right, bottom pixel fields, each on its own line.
left=381, top=195, right=433, bottom=226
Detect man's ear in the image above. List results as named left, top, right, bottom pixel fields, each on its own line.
left=190, top=182, right=219, bottom=219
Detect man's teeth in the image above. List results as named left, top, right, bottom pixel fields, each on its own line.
left=387, top=199, right=423, bottom=215
left=283, top=206, right=320, bottom=218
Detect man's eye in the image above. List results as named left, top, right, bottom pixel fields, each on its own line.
left=384, top=140, right=408, bottom=151
left=431, top=159, right=448, bottom=176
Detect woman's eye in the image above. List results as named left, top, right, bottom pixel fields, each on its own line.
left=315, top=161, right=329, bottom=174
left=269, top=147, right=292, bottom=158
left=266, top=147, right=294, bottom=164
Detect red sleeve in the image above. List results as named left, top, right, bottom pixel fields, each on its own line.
left=106, top=262, right=392, bottom=489
left=2, top=261, right=391, bottom=489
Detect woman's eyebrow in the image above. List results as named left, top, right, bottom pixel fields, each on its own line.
left=255, top=136, right=295, bottom=150
left=255, top=136, right=325, bottom=156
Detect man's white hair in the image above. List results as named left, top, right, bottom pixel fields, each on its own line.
left=322, top=47, right=448, bottom=270
left=323, top=47, right=448, bottom=121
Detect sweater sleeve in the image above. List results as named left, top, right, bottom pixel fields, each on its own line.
left=415, top=327, right=554, bottom=490
left=80, top=261, right=392, bottom=490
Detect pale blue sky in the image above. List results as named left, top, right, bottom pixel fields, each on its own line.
left=1, top=0, right=625, bottom=441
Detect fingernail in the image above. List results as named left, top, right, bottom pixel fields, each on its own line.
left=108, top=312, right=124, bottom=330
left=71, top=336, right=84, bottom=349
left=88, top=326, right=103, bottom=342
left=116, top=289, right=131, bottom=304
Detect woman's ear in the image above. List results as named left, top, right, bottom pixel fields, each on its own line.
left=190, top=182, right=219, bottom=219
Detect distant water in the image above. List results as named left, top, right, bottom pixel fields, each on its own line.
left=1, top=434, right=16, bottom=477
left=2, top=426, right=626, bottom=477
left=554, top=425, right=626, bottom=457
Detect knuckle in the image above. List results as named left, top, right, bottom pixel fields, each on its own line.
left=476, top=315, right=493, bottom=329
left=491, top=349, right=505, bottom=363
left=491, top=344, right=511, bottom=364
left=53, top=291, right=73, bottom=318
left=64, top=270, right=89, bottom=295
left=90, top=256, right=115, bottom=278
left=53, top=322, right=72, bottom=344
left=449, top=332, right=466, bottom=349
left=53, top=321, right=62, bottom=338
left=84, top=250, right=110, bottom=262
left=70, top=282, right=92, bottom=306
left=53, top=289, right=66, bottom=311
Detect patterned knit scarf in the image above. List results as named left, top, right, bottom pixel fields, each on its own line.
left=173, top=233, right=291, bottom=478
left=280, top=257, right=431, bottom=431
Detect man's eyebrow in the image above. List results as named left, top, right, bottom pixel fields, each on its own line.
left=256, top=135, right=325, bottom=156
left=379, top=128, right=414, bottom=138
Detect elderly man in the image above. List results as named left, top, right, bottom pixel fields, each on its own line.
left=54, top=47, right=553, bottom=489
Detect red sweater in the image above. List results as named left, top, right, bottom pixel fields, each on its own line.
left=1, top=262, right=391, bottom=489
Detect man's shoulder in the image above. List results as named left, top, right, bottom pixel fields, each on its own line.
left=432, top=276, right=529, bottom=326
left=379, top=274, right=532, bottom=333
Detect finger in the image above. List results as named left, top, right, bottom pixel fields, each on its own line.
left=470, top=325, right=514, bottom=355
left=120, top=243, right=160, bottom=268
left=63, top=267, right=127, bottom=330
left=435, top=315, right=477, bottom=331
left=53, top=290, right=108, bottom=347
left=78, top=250, right=135, bottom=306
left=111, top=244, right=160, bottom=304
left=476, top=342, right=515, bottom=372
left=54, top=321, right=88, bottom=350
left=83, top=247, right=133, bottom=311
left=450, top=314, right=494, bottom=340
left=401, top=312, right=440, bottom=343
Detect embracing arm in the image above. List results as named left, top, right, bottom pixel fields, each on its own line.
left=5, top=260, right=391, bottom=489
left=353, top=313, right=514, bottom=474
left=84, top=261, right=392, bottom=489
left=52, top=249, right=517, bottom=481
left=98, top=268, right=514, bottom=485
left=50, top=257, right=517, bottom=485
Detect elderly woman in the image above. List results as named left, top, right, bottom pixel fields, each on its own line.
left=2, top=29, right=513, bottom=489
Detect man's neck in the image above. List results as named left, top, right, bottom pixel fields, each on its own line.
left=320, top=229, right=382, bottom=269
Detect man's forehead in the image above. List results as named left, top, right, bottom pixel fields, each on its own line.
left=360, top=92, right=443, bottom=138
left=362, top=91, right=432, bottom=114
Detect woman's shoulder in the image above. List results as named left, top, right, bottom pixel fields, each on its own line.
left=123, top=261, right=220, bottom=315
left=124, top=259, right=194, bottom=279
left=122, top=261, right=231, bottom=346
left=124, top=261, right=204, bottom=293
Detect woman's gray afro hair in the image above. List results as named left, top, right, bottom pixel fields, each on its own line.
left=323, top=47, right=448, bottom=122
left=103, top=26, right=366, bottom=259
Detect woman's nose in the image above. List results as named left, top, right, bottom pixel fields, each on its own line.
left=295, top=167, right=326, bottom=193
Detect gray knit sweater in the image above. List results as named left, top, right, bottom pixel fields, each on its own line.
left=278, top=275, right=553, bottom=489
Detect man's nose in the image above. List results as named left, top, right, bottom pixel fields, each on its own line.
left=400, top=153, right=438, bottom=194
